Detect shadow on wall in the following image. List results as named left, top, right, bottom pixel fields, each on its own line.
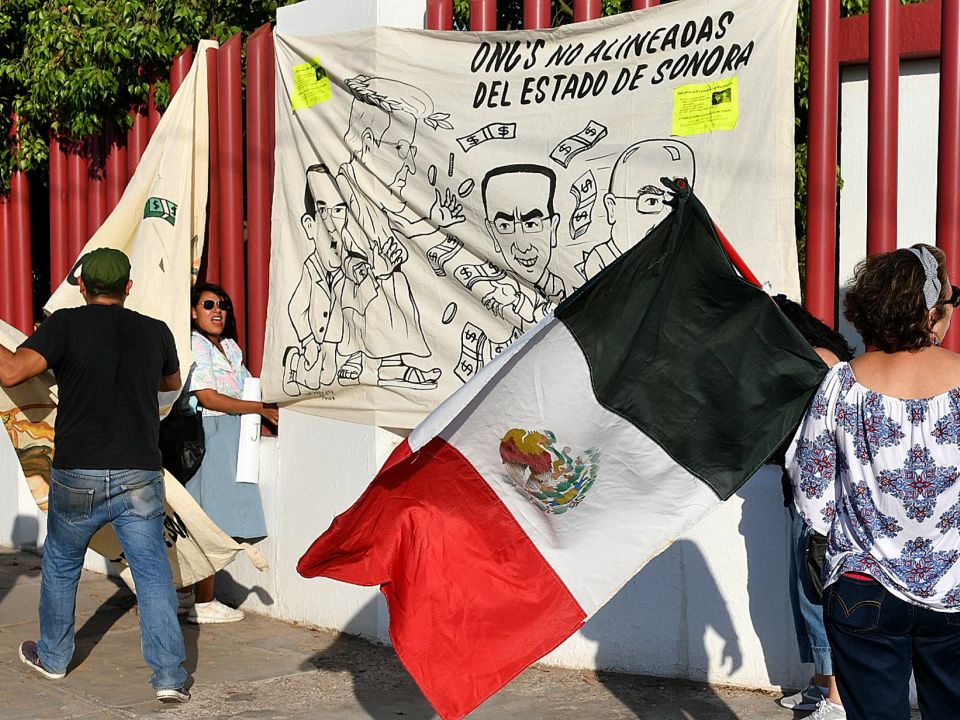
left=1, top=522, right=41, bottom=608
left=216, top=570, right=275, bottom=609
left=736, top=468, right=798, bottom=690
left=299, top=597, right=436, bottom=719
left=580, top=539, right=742, bottom=719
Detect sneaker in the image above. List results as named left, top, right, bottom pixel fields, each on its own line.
left=176, top=589, right=195, bottom=616
left=778, top=682, right=827, bottom=711
left=809, top=698, right=846, bottom=719
left=186, top=599, right=245, bottom=624
left=157, top=687, right=191, bottom=704
left=18, top=641, right=66, bottom=680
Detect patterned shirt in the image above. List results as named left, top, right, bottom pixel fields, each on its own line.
left=787, top=362, right=960, bottom=611
left=188, top=331, right=251, bottom=417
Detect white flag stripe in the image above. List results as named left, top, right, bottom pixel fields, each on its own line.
left=442, top=321, right=719, bottom=615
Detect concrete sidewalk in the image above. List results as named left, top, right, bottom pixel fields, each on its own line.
left=0, top=548, right=840, bottom=719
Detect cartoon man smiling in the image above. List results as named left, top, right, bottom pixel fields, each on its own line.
left=478, top=164, right=567, bottom=327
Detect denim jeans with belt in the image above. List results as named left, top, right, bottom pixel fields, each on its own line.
left=38, top=468, right=187, bottom=690
left=824, top=574, right=960, bottom=720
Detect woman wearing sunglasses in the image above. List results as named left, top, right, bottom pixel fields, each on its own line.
left=787, top=244, right=960, bottom=720
left=178, top=282, right=278, bottom=624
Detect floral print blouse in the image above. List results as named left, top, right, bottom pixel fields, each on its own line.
left=188, top=331, right=252, bottom=417
left=787, top=362, right=960, bottom=611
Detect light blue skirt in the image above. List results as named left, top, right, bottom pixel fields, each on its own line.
left=186, top=414, right=267, bottom=540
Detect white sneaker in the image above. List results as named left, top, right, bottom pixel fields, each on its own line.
left=778, top=682, right=827, bottom=711
left=157, top=687, right=190, bottom=704
left=809, top=698, right=846, bottom=720
left=186, top=599, right=245, bottom=624
left=176, top=590, right=195, bottom=616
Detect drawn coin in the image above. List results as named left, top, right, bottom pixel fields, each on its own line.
left=457, top=178, right=475, bottom=198
left=448, top=153, right=455, bottom=177
left=428, top=164, right=438, bottom=186
left=442, top=302, right=458, bottom=325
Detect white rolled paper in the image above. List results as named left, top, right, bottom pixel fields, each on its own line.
left=235, top=377, right=261, bottom=484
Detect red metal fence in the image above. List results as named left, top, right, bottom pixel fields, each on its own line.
left=0, top=0, right=957, bottom=358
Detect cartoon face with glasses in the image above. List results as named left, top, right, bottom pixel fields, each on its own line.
left=579, top=139, right=695, bottom=281
left=482, top=165, right=562, bottom=288
left=475, top=165, right=567, bottom=325
left=301, top=165, right=348, bottom=275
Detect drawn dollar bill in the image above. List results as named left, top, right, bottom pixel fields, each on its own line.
left=549, top=120, right=608, bottom=168
left=453, top=261, right=507, bottom=291
left=426, top=235, right=464, bottom=277
left=455, top=323, right=522, bottom=383
left=456, top=122, right=518, bottom=152
left=569, top=170, right=598, bottom=240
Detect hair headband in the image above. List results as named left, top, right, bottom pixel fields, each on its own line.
left=907, top=247, right=942, bottom=310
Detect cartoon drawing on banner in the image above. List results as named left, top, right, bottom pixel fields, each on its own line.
left=577, top=138, right=696, bottom=281
left=427, top=235, right=465, bottom=277
left=333, top=74, right=464, bottom=391
left=549, top=120, right=608, bottom=168
left=569, top=170, right=598, bottom=240
left=479, top=164, right=567, bottom=323
left=283, top=164, right=348, bottom=396
left=456, top=122, right=518, bottom=152
left=455, top=322, right=522, bottom=383
left=451, top=164, right=568, bottom=384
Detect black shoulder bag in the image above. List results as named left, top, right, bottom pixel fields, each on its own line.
left=159, top=391, right=205, bottom=485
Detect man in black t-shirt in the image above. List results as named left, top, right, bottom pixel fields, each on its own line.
left=0, top=248, right=190, bottom=704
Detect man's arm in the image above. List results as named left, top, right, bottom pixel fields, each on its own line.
left=159, top=370, right=182, bottom=393
left=0, top=346, right=48, bottom=387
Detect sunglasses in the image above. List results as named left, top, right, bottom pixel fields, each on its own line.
left=945, top=285, right=960, bottom=309
left=200, top=299, right=231, bottom=311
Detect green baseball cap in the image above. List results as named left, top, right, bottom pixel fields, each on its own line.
left=80, top=248, right=131, bottom=295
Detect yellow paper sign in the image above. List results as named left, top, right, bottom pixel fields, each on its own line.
left=292, top=58, right=331, bottom=111
left=671, top=77, right=739, bottom=137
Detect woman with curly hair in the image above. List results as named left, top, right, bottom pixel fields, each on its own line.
left=787, top=244, right=960, bottom=720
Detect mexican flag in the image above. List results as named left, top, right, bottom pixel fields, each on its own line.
left=297, top=185, right=826, bottom=720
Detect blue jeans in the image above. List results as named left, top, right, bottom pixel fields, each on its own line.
left=825, top=574, right=960, bottom=720
left=38, top=468, right=187, bottom=690
left=787, top=504, right=833, bottom=675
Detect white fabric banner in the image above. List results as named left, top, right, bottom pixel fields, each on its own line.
left=46, top=40, right=217, bottom=411
left=263, top=0, right=798, bottom=427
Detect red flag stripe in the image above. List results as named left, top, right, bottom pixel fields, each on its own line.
left=298, top=436, right=586, bottom=719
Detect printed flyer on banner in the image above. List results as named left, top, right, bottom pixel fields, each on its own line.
left=263, top=0, right=799, bottom=427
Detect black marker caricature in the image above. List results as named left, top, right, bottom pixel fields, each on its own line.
left=332, top=74, right=462, bottom=390
left=477, top=164, right=567, bottom=327
left=283, top=164, right=348, bottom=396
left=578, top=138, right=696, bottom=280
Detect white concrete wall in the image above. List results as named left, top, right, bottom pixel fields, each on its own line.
left=838, top=59, right=941, bottom=350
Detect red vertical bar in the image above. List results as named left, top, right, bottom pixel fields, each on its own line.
left=49, top=135, right=70, bottom=291
left=205, top=47, right=221, bottom=286
left=10, top=170, right=33, bottom=334
left=574, top=0, right=601, bottom=23
left=88, top=132, right=107, bottom=237
left=245, top=25, right=274, bottom=377
left=524, top=0, right=550, bottom=29
left=218, top=34, right=245, bottom=351
left=470, top=0, right=497, bottom=30
left=106, top=124, right=127, bottom=214
left=0, top=195, right=11, bottom=323
left=67, top=142, right=89, bottom=262
left=170, top=46, right=194, bottom=98
left=127, top=106, right=149, bottom=180
left=866, top=0, right=899, bottom=256
left=426, top=0, right=453, bottom=30
left=147, top=81, right=161, bottom=139
left=805, top=0, right=840, bottom=327
left=632, top=0, right=659, bottom=9
left=939, top=0, right=960, bottom=350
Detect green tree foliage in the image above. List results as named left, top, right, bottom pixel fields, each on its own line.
left=0, top=0, right=296, bottom=187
